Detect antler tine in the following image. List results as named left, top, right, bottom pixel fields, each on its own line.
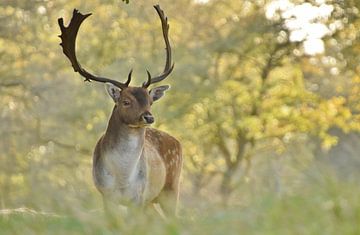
left=58, top=9, right=130, bottom=89
left=142, top=70, right=152, bottom=88
left=126, top=69, right=133, bottom=86
left=143, top=5, right=174, bottom=88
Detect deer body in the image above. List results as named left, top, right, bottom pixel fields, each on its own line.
left=93, top=115, right=182, bottom=206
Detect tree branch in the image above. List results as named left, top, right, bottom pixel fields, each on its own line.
left=0, top=82, right=25, bottom=88
left=35, top=118, right=92, bottom=155
left=215, top=126, right=233, bottom=168
left=39, top=137, right=92, bottom=155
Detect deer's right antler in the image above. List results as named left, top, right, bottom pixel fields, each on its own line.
left=58, top=9, right=131, bottom=89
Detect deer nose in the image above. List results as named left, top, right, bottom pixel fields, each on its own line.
left=142, top=112, right=154, bottom=124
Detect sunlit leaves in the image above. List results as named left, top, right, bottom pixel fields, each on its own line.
left=172, top=0, right=359, bottom=195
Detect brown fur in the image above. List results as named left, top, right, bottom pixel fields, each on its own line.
left=92, top=86, right=182, bottom=215
left=146, top=128, right=182, bottom=205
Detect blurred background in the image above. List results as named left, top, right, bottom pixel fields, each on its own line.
left=0, top=0, right=359, bottom=234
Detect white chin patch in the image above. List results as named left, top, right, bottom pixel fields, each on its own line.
left=128, top=123, right=150, bottom=128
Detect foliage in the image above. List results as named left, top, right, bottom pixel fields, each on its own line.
left=0, top=0, right=359, bottom=233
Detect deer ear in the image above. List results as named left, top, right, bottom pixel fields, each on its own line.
left=149, top=85, right=170, bottom=102
left=105, top=83, right=121, bottom=102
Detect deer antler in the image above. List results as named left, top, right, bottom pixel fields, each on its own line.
left=142, top=5, right=175, bottom=88
left=58, top=9, right=131, bottom=89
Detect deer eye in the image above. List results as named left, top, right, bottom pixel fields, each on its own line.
left=122, top=100, right=131, bottom=106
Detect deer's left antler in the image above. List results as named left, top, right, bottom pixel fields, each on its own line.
left=142, top=5, right=175, bottom=88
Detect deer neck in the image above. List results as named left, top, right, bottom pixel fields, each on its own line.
left=102, top=107, right=146, bottom=185
left=105, top=107, right=145, bottom=148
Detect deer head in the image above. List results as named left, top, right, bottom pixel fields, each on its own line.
left=105, top=84, right=170, bottom=127
left=58, top=5, right=174, bottom=127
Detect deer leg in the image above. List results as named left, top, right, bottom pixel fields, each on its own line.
left=152, top=203, right=168, bottom=221
left=156, top=178, right=180, bottom=217
left=102, top=196, right=127, bottom=226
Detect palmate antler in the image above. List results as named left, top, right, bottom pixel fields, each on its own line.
left=58, top=5, right=174, bottom=89
left=58, top=9, right=131, bottom=89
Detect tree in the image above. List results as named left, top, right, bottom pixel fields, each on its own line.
left=170, top=0, right=359, bottom=201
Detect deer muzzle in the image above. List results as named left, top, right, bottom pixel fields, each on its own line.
left=142, top=112, right=154, bottom=124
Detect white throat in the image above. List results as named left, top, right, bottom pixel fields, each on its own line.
left=103, top=126, right=146, bottom=194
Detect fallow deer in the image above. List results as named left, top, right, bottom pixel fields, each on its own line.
left=58, top=5, right=182, bottom=215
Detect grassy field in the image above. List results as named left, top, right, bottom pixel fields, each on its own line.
left=1, top=175, right=359, bottom=235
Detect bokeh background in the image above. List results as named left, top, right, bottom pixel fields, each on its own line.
left=0, top=0, right=359, bottom=234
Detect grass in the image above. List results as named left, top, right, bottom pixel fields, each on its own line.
left=1, top=161, right=359, bottom=235
left=1, top=180, right=359, bottom=235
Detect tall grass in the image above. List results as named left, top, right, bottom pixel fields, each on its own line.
left=1, top=168, right=359, bottom=235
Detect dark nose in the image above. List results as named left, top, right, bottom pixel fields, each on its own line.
left=142, top=112, right=154, bottom=124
